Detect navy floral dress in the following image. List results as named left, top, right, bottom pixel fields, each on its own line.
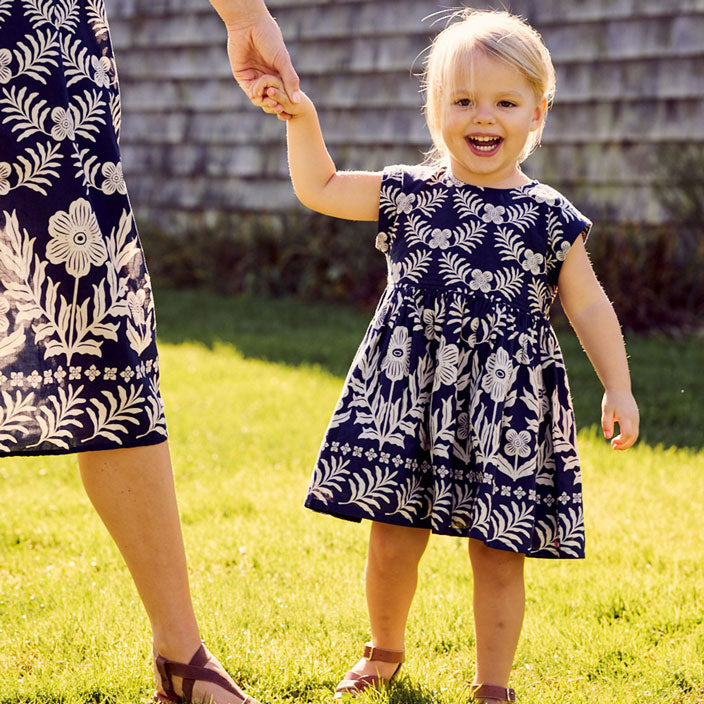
left=305, top=165, right=592, bottom=559
left=0, top=0, right=166, bottom=455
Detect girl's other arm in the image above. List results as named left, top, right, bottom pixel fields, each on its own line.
left=557, top=237, right=640, bottom=450
left=263, top=86, right=382, bottom=221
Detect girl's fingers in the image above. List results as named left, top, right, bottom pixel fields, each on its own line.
left=601, top=407, right=614, bottom=439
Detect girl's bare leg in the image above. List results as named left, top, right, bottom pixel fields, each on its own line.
left=468, top=539, right=525, bottom=695
left=79, top=441, right=251, bottom=703
left=350, top=522, right=430, bottom=680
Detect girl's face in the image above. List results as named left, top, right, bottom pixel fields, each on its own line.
left=439, top=51, right=546, bottom=188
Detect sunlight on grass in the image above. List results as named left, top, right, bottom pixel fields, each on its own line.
left=1, top=309, right=702, bottom=703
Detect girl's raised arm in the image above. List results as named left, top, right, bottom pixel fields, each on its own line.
left=262, top=86, right=382, bottom=221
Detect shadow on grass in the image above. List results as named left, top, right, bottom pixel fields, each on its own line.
left=155, top=288, right=703, bottom=451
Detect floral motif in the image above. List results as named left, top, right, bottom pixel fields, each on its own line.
left=396, top=193, right=415, bottom=214
left=505, top=429, right=531, bottom=457
left=50, top=107, right=76, bottom=141
left=127, top=289, right=147, bottom=325
left=434, top=340, right=459, bottom=387
left=101, top=161, right=127, bottom=195
left=481, top=203, right=505, bottom=224
left=428, top=228, right=451, bottom=249
left=527, top=183, right=560, bottom=205
left=380, top=327, right=411, bottom=381
left=481, top=347, right=513, bottom=401
left=556, top=240, right=572, bottom=261
left=470, top=269, right=493, bottom=293
left=375, top=231, right=389, bottom=253
left=0, top=48, right=11, bottom=84
left=0, top=161, right=10, bottom=195
left=46, top=198, right=107, bottom=277
left=0, top=296, right=9, bottom=333
left=92, top=55, right=112, bottom=88
left=522, top=249, right=544, bottom=275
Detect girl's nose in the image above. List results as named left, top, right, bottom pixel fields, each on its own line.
left=472, top=106, right=496, bottom=124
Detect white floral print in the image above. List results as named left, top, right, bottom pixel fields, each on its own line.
left=101, top=161, right=127, bottom=195
left=45, top=198, right=107, bottom=277
left=307, top=164, right=590, bottom=558
left=0, top=161, right=10, bottom=195
left=50, top=107, right=75, bottom=141
left=0, top=48, right=11, bottom=84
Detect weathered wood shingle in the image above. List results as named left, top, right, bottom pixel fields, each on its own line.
left=110, top=0, right=704, bottom=228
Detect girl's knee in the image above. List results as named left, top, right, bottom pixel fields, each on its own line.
left=469, top=540, right=525, bottom=581
left=368, top=522, right=429, bottom=567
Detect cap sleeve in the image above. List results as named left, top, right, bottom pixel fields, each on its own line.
left=545, top=196, right=592, bottom=287
left=378, top=164, right=409, bottom=239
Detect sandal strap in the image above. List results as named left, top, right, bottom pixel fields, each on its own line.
left=470, top=684, right=516, bottom=702
left=156, top=645, right=249, bottom=704
left=362, top=642, right=405, bottom=663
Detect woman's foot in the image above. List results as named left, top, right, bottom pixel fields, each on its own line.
left=153, top=643, right=259, bottom=704
left=334, top=644, right=404, bottom=699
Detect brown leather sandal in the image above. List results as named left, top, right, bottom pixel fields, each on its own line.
left=153, top=644, right=258, bottom=704
left=469, top=683, right=517, bottom=703
left=333, top=642, right=405, bottom=699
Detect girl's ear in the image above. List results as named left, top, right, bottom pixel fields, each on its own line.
left=530, top=96, right=548, bottom=131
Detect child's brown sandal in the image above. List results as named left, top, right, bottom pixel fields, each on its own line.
left=333, top=642, right=405, bottom=699
left=469, top=683, right=517, bottom=703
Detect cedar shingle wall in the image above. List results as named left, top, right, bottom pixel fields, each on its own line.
left=109, top=0, right=704, bottom=228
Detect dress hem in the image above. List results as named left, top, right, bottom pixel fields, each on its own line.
left=0, top=432, right=169, bottom=458
left=304, top=498, right=585, bottom=560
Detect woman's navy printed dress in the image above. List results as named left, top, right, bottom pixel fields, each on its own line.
left=0, top=0, right=166, bottom=455
left=305, top=165, right=592, bottom=559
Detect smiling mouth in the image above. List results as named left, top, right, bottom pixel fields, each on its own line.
left=466, top=135, right=503, bottom=155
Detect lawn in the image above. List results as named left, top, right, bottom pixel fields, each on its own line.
left=0, top=289, right=702, bottom=704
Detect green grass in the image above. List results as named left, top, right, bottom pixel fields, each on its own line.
left=0, top=289, right=702, bottom=703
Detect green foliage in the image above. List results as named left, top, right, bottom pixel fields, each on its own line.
left=0, top=292, right=702, bottom=703
left=142, top=211, right=386, bottom=307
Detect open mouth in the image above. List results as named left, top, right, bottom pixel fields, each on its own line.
left=466, top=135, right=503, bottom=156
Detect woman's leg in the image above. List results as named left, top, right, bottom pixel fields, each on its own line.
left=349, top=522, right=430, bottom=680
left=468, top=539, right=525, bottom=694
left=79, top=441, right=251, bottom=703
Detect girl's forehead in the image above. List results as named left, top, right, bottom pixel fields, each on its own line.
left=443, top=49, right=534, bottom=96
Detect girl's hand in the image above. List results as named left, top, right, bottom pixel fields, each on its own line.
left=601, top=389, right=639, bottom=450
left=250, top=76, right=311, bottom=121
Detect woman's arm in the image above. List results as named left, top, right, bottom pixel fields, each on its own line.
left=558, top=237, right=640, bottom=450
left=263, top=86, right=382, bottom=221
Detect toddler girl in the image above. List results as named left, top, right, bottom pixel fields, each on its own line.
left=257, top=8, right=639, bottom=703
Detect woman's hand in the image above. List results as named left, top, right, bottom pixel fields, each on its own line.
left=252, top=79, right=312, bottom=121
left=601, top=389, right=639, bottom=450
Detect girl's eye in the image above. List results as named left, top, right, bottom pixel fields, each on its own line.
left=455, top=98, right=472, bottom=107
left=499, top=100, right=517, bottom=108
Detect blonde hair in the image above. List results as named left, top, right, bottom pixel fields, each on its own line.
left=422, top=8, right=556, bottom=164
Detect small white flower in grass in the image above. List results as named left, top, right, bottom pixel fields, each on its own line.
left=521, top=249, right=544, bottom=275
left=395, top=193, right=415, bottom=214
left=469, top=269, right=492, bottom=293
left=54, top=366, right=67, bottom=384
left=69, top=366, right=81, bottom=380
left=27, top=370, right=42, bottom=388
left=104, top=367, right=117, bottom=381
left=481, top=204, right=505, bottom=224
left=375, top=232, right=389, bottom=253
left=46, top=198, right=107, bottom=278
left=457, top=412, right=470, bottom=440
left=505, top=429, right=531, bottom=458
left=101, top=161, right=127, bottom=195
left=91, top=55, right=112, bottom=88
left=556, top=240, right=572, bottom=261
left=481, top=347, right=513, bottom=401
left=381, top=327, right=411, bottom=381
left=50, top=107, right=75, bottom=141
left=0, top=162, right=11, bottom=196
left=428, top=228, right=451, bottom=249
left=0, top=49, right=12, bottom=84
